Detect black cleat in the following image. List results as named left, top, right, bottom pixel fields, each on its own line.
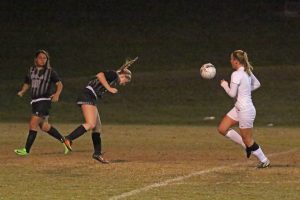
left=92, top=154, right=109, bottom=164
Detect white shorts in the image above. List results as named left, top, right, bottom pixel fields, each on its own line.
left=226, top=106, right=256, bottom=129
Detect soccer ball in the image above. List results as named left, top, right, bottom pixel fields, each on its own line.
left=200, top=63, right=216, bottom=79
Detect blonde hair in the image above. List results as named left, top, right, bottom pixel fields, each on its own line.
left=232, top=50, right=253, bottom=75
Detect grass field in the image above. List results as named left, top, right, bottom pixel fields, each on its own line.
left=1, top=123, right=299, bottom=200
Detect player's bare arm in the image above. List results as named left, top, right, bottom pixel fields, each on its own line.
left=96, top=72, right=118, bottom=94
left=51, top=81, right=63, bottom=102
left=17, top=83, right=30, bottom=97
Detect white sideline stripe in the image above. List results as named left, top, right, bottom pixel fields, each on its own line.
left=109, top=148, right=298, bottom=200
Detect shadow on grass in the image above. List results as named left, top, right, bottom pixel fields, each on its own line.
left=110, top=159, right=130, bottom=163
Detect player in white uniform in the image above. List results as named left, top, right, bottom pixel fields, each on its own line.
left=218, top=50, right=270, bottom=168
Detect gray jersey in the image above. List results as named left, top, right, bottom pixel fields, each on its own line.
left=24, top=67, right=60, bottom=100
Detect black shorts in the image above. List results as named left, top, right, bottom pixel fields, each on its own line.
left=76, top=88, right=97, bottom=106
left=32, top=100, right=51, bottom=118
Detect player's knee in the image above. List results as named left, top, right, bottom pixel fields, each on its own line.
left=84, top=123, right=96, bottom=131
left=41, top=124, right=50, bottom=132
left=29, top=122, right=38, bottom=130
left=217, top=126, right=227, bottom=135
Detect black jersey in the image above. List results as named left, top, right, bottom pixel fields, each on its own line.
left=86, top=70, right=118, bottom=98
left=24, top=66, right=61, bottom=100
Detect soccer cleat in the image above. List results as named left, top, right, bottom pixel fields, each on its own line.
left=63, top=143, right=70, bottom=154
left=257, top=159, right=271, bottom=169
left=14, top=148, right=28, bottom=156
left=63, top=138, right=73, bottom=152
left=92, top=154, right=109, bottom=164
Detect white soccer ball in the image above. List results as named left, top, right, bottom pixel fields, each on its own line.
left=200, top=63, right=216, bottom=79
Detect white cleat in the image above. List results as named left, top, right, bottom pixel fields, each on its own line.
left=257, top=159, right=271, bottom=169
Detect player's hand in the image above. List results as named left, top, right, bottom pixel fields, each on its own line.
left=50, top=93, right=60, bottom=102
left=17, top=91, right=24, bottom=97
left=220, top=80, right=228, bottom=88
left=108, top=87, right=118, bottom=94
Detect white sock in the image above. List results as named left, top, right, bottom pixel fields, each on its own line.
left=225, top=129, right=246, bottom=149
left=252, top=147, right=268, bottom=163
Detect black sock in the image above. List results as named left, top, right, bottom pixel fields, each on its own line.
left=47, top=126, right=64, bottom=142
left=25, top=130, right=37, bottom=153
left=66, top=125, right=87, bottom=141
left=246, top=142, right=259, bottom=153
left=92, top=132, right=101, bottom=155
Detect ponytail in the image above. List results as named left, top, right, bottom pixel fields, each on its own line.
left=232, top=50, right=253, bottom=75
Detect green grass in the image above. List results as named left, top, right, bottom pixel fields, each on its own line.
left=0, top=123, right=299, bottom=199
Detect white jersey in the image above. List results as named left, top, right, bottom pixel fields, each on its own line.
left=222, top=66, right=261, bottom=110
left=222, top=66, right=260, bottom=128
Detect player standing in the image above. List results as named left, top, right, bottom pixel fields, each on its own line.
left=63, top=68, right=132, bottom=163
left=218, top=50, right=270, bottom=168
left=14, top=50, right=68, bottom=155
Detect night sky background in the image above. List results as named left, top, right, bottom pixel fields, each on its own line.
left=0, top=1, right=299, bottom=78
left=0, top=1, right=299, bottom=125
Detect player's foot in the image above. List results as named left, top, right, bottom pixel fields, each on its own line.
left=63, top=143, right=70, bottom=154
left=63, top=138, right=73, bottom=152
left=92, top=154, right=109, bottom=164
left=14, top=148, right=28, bottom=156
left=257, top=159, right=271, bottom=169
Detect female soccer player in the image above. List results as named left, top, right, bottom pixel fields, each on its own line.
left=218, top=50, right=270, bottom=168
left=14, top=50, right=68, bottom=155
left=63, top=68, right=132, bottom=163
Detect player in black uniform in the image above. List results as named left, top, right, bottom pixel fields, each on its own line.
left=63, top=69, right=132, bottom=163
left=14, top=50, right=67, bottom=155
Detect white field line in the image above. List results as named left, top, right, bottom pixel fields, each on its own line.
left=109, top=148, right=298, bottom=200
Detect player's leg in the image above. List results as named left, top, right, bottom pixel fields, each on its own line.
left=15, top=115, right=41, bottom=155
left=64, top=104, right=97, bottom=150
left=218, top=108, right=245, bottom=148
left=39, top=119, right=69, bottom=154
left=39, top=118, right=64, bottom=142
left=239, top=108, right=270, bottom=168
left=239, top=128, right=270, bottom=168
left=91, top=109, right=109, bottom=163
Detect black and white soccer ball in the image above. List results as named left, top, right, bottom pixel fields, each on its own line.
left=200, top=63, right=216, bottom=79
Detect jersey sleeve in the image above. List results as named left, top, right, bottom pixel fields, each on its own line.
left=103, top=70, right=118, bottom=82
left=24, top=68, right=31, bottom=84
left=50, top=70, right=61, bottom=83
left=250, top=73, right=261, bottom=91
left=24, top=74, right=31, bottom=84
left=231, top=71, right=241, bottom=85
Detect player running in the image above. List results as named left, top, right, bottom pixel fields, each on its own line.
left=218, top=50, right=270, bottom=168
left=14, top=50, right=68, bottom=156
left=63, top=67, right=132, bottom=164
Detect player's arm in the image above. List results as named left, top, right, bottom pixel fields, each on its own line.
left=96, top=72, right=118, bottom=94
left=17, top=83, right=30, bottom=97
left=51, top=81, right=63, bottom=102
left=250, top=73, right=261, bottom=91
left=50, top=70, right=63, bottom=102
left=220, top=72, right=239, bottom=98
left=220, top=80, right=238, bottom=98
left=17, top=73, right=31, bottom=97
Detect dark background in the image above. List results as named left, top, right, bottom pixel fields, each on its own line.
left=0, top=0, right=299, bottom=126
